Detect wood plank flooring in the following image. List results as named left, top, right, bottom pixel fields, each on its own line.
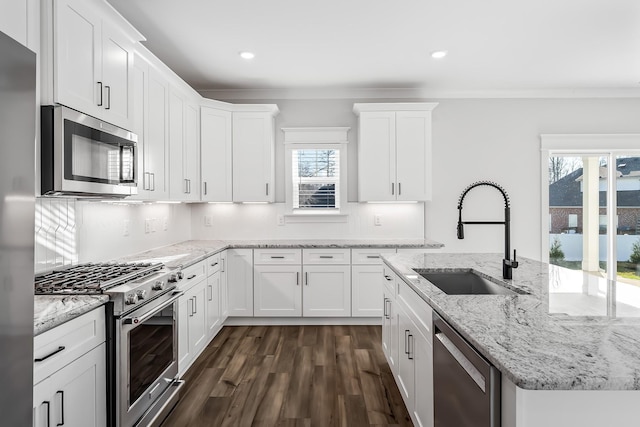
left=161, top=325, right=412, bottom=427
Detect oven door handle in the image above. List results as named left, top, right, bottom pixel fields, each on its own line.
left=123, top=291, right=184, bottom=325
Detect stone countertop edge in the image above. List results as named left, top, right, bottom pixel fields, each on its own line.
left=34, top=295, right=109, bottom=336
left=116, top=239, right=444, bottom=269
left=381, top=252, right=640, bottom=391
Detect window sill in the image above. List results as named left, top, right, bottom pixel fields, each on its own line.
left=284, top=213, right=349, bottom=223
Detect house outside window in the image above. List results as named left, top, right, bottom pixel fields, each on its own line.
left=542, top=134, right=640, bottom=310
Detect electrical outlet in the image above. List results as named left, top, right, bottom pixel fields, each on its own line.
left=163, top=217, right=168, bottom=231
left=204, top=215, right=212, bottom=227
left=277, top=215, right=285, bottom=226
left=374, top=214, right=382, bottom=226
left=123, top=219, right=130, bottom=236
left=144, top=219, right=151, bottom=233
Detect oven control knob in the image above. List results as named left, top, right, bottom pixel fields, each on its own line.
left=177, top=271, right=184, bottom=280
left=152, top=280, right=165, bottom=291
left=168, top=272, right=183, bottom=283
left=125, top=293, right=138, bottom=305
left=136, top=289, right=147, bottom=300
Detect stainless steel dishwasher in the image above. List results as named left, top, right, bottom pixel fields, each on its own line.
left=433, top=312, right=501, bottom=427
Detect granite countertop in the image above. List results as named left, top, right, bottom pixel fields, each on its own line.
left=116, top=239, right=444, bottom=269
left=383, top=252, right=640, bottom=391
left=34, top=295, right=109, bottom=336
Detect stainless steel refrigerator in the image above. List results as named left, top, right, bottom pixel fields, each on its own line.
left=0, top=30, right=36, bottom=426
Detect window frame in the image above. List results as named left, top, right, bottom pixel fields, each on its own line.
left=541, top=134, right=640, bottom=281
left=282, top=127, right=350, bottom=219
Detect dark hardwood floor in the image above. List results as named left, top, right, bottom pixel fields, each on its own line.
left=161, top=325, right=412, bottom=427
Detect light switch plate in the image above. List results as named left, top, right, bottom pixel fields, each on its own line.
left=277, top=215, right=285, bottom=226
left=374, top=214, right=382, bottom=226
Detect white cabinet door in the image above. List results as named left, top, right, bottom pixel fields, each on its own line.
left=189, top=281, right=207, bottom=355
left=33, top=343, right=107, bottom=427
left=382, top=284, right=399, bottom=374
left=206, top=270, right=221, bottom=338
left=254, top=265, right=302, bottom=317
left=395, top=111, right=431, bottom=201
left=146, top=68, right=169, bottom=199
left=183, top=102, right=200, bottom=201
left=302, top=265, right=351, bottom=317
left=413, top=329, right=434, bottom=427
left=100, top=22, right=132, bottom=129
left=351, top=265, right=384, bottom=317
left=177, top=292, right=190, bottom=370
left=168, top=89, right=185, bottom=200
left=357, top=111, right=396, bottom=202
left=130, top=54, right=149, bottom=200
left=201, top=107, right=232, bottom=202
left=232, top=112, right=275, bottom=202
left=220, top=251, right=229, bottom=320
left=54, top=0, right=102, bottom=120
left=227, top=249, right=254, bottom=316
left=396, top=303, right=415, bottom=406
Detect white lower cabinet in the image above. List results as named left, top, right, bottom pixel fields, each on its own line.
left=178, top=276, right=207, bottom=375
left=302, top=264, right=351, bottom=317
left=33, top=343, right=107, bottom=427
left=33, top=308, right=107, bottom=427
left=219, top=251, right=229, bottom=320
left=383, top=269, right=434, bottom=427
left=254, top=265, right=302, bottom=316
left=206, top=269, right=222, bottom=337
left=227, top=249, right=254, bottom=317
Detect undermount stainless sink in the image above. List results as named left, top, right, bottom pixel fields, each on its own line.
left=416, top=270, right=524, bottom=295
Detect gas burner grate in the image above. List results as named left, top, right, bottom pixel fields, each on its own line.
left=34, top=262, right=164, bottom=295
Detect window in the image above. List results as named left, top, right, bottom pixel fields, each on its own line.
left=292, top=148, right=340, bottom=210
left=283, top=127, right=349, bottom=217
left=542, top=134, right=640, bottom=316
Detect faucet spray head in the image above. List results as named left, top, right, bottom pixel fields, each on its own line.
left=457, top=221, right=464, bottom=239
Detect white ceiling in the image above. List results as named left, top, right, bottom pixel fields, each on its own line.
left=108, top=0, right=640, bottom=97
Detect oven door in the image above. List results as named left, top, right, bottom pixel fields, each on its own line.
left=116, top=290, right=182, bottom=427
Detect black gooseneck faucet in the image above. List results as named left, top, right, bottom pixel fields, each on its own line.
left=457, top=181, right=519, bottom=279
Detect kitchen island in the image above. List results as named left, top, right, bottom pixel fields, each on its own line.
left=383, top=252, right=640, bottom=426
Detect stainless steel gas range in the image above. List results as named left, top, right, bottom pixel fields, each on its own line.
left=35, top=262, right=185, bottom=427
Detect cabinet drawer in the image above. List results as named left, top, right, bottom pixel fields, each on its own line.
left=34, top=307, right=106, bottom=385
left=352, top=248, right=396, bottom=264
left=397, top=280, right=433, bottom=343
left=206, top=252, right=221, bottom=276
left=180, top=260, right=207, bottom=291
left=254, top=249, right=302, bottom=265
left=303, top=248, right=351, bottom=264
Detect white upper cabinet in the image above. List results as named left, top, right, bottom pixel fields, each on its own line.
left=0, top=0, right=28, bottom=47
left=49, top=0, right=142, bottom=130
left=169, top=89, right=200, bottom=201
left=200, top=106, right=233, bottom=202
left=232, top=107, right=279, bottom=202
left=354, top=103, right=438, bottom=202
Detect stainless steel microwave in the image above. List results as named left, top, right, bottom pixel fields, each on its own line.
left=41, top=106, right=138, bottom=197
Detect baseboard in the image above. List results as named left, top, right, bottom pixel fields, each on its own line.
left=224, top=317, right=382, bottom=326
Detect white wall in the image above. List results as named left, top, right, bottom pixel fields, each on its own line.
left=35, top=198, right=191, bottom=273
left=214, top=97, right=640, bottom=260
left=191, top=202, right=424, bottom=240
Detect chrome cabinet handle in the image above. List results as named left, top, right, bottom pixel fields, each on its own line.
left=383, top=297, right=388, bottom=318
left=193, top=296, right=197, bottom=314
left=97, top=82, right=103, bottom=106
left=265, top=183, right=269, bottom=196
left=398, top=182, right=402, bottom=196
left=305, top=272, right=308, bottom=286
left=367, top=255, right=380, bottom=259
left=384, top=275, right=392, bottom=281
left=189, top=298, right=194, bottom=317
left=319, top=255, right=333, bottom=259
left=211, top=261, right=218, bottom=267
left=208, top=285, right=213, bottom=301
left=56, top=390, right=65, bottom=426
left=221, top=258, right=225, bottom=272
left=184, top=179, right=189, bottom=194
left=203, top=181, right=207, bottom=196
left=187, top=274, right=196, bottom=280
left=391, top=182, right=394, bottom=195
left=35, top=346, right=65, bottom=362
left=270, top=256, right=285, bottom=259
left=296, top=272, right=300, bottom=286
left=105, top=85, right=111, bottom=109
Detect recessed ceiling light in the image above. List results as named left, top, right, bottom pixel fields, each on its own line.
left=431, top=50, right=448, bottom=59
left=239, top=51, right=255, bottom=60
